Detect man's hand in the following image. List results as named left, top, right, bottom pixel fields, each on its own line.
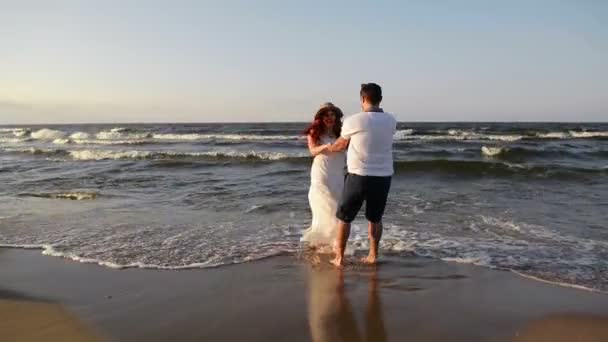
left=329, top=137, right=349, bottom=152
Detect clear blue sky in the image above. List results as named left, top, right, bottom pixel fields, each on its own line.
left=1, top=0, right=606, bottom=123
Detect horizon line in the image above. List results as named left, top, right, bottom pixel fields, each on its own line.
left=1, top=120, right=607, bottom=126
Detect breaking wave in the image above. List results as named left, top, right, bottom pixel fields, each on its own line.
left=18, top=192, right=98, bottom=200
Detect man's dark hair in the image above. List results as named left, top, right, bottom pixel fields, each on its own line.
left=360, top=83, right=382, bottom=105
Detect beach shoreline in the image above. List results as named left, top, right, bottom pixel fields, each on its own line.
left=1, top=248, right=607, bottom=341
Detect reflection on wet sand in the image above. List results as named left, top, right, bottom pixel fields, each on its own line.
left=306, top=265, right=387, bottom=342
left=0, top=288, right=101, bottom=342
left=512, top=313, right=608, bottom=342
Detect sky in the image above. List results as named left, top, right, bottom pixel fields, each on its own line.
left=1, top=0, right=607, bottom=123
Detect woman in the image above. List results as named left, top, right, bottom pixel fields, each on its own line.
left=301, top=102, right=346, bottom=251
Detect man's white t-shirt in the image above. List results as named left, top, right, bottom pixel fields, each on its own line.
left=341, top=111, right=397, bottom=177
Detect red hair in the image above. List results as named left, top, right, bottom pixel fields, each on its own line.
left=303, top=105, right=344, bottom=143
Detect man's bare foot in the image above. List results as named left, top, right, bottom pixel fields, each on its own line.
left=360, top=255, right=377, bottom=264
left=310, top=253, right=321, bottom=265
left=330, top=257, right=344, bottom=267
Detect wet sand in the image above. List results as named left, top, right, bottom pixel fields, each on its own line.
left=1, top=248, right=607, bottom=341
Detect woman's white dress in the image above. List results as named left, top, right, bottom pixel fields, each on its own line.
left=301, top=134, right=346, bottom=249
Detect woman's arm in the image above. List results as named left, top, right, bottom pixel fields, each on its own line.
left=308, top=134, right=330, bottom=156
left=328, top=137, right=349, bottom=152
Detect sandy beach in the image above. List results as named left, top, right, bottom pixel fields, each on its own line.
left=1, top=249, right=607, bottom=342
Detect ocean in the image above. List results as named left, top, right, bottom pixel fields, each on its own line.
left=0, top=122, right=606, bottom=291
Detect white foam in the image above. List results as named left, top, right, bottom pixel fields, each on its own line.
left=511, top=270, right=606, bottom=294
left=54, top=192, right=98, bottom=200
left=1, top=146, right=58, bottom=155
left=69, top=132, right=90, bottom=140
left=196, top=150, right=302, bottom=161
left=0, top=243, right=277, bottom=270
left=31, top=128, right=67, bottom=141
left=480, top=215, right=521, bottom=232
left=0, top=128, right=29, bottom=135
left=537, top=132, right=568, bottom=139
left=245, top=205, right=265, bottom=213
left=397, top=134, right=521, bottom=142
left=69, top=150, right=152, bottom=160
left=393, top=129, right=414, bottom=140
left=484, top=135, right=522, bottom=142
left=569, top=131, right=608, bottom=138
left=0, top=137, right=29, bottom=143
left=95, top=130, right=151, bottom=140
left=441, top=256, right=489, bottom=265
left=152, top=133, right=302, bottom=141
left=13, top=129, right=31, bottom=137
left=447, top=129, right=462, bottom=136
left=66, top=149, right=304, bottom=161
left=52, top=138, right=71, bottom=145
left=71, top=139, right=150, bottom=145
left=481, top=146, right=504, bottom=157
left=399, top=135, right=467, bottom=141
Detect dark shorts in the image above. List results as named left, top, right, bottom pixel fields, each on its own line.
left=336, top=173, right=392, bottom=224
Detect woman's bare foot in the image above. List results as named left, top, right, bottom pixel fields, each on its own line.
left=360, top=255, right=377, bottom=264
left=330, top=257, right=344, bottom=267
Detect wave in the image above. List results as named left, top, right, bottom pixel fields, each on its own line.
left=68, top=149, right=307, bottom=161
left=536, top=132, right=569, bottom=139
left=0, top=243, right=283, bottom=270
left=152, top=133, right=303, bottom=141
left=18, top=191, right=98, bottom=200
left=30, top=128, right=67, bottom=140
left=393, top=129, right=414, bottom=140
left=2, top=241, right=604, bottom=293
left=393, top=159, right=605, bottom=178
left=0, top=128, right=30, bottom=136
left=0, top=137, right=31, bottom=143
left=1, top=146, right=67, bottom=156
left=52, top=138, right=71, bottom=145
left=480, top=145, right=608, bottom=161
left=61, top=138, right=152, bottom=145
left=3, top=145, right=604, bottom=177
left=535, top=131, right=608, bottom=139
left=569, top=130, right=608, bottom=138
left=69, top=132, right=90, bottom=139
left=1, top=146, right=307, bottom=161
left=481, top=146, right=504, bottom=157
left=96, top=130, right=152, bottom=140
left=396, top=134, right=523, bottom=142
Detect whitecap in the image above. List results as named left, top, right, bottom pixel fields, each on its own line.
left=13, top=128, right=31, bottom=137
left=393, top=129, right=414, bottom=140
left=69, top=132, right=90, bottom=139
left=152, top=133, right=302, bottom=141
left=481, top=146, right=504, bottom=157
left=52, top=138, right=71, bottom=145
left=31, top=128, right=67, bottom=140
left=95, top=130, right=152, bottom=140
left=69, top=150, right=152, bottom=160
left=66, top=149, right=305, bottom=161
left=537, top=132, right=568, bottom=139
left=569, top=131, right=608, bottom=138
left=0, top=137, right=29, bottom=143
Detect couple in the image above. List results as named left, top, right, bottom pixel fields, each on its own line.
left=302, top=83, right=397, bottom=267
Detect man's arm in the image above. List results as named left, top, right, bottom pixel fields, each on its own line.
left=328, top=137, right=349, bottom=152
left=307, top=134, right=330, bottom=156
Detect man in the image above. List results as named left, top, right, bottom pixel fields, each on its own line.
left=328, top=83, right=397, bottom=267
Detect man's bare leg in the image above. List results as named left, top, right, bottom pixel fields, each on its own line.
left=361, top=221, right=383, bottom=264
left=330, top=220, right=351, bottom=267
